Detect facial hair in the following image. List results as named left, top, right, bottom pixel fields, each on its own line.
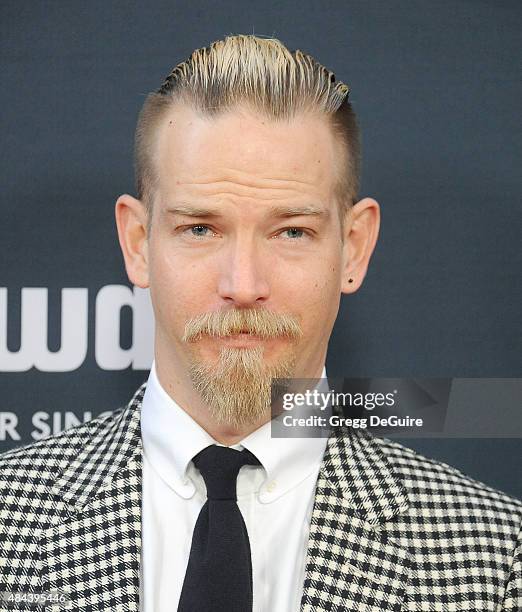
left=182, top=308, right=302, bottom=427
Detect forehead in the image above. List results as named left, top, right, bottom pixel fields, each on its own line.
left=153, top=103, right=341, bottom=204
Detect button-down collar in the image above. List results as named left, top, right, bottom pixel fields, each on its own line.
left=141, top=361, right=328, bottom=503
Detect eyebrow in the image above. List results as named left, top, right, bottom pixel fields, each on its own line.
left=267, top=204, right=329, bottom=219
left=164, top=205, right=221, bottom=218
left=163, top=203, right=330, bottom=219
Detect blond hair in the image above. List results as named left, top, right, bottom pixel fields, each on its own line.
left=134, top=35, right=360, bottom=222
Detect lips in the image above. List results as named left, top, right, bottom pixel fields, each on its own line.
left=218, top=331, right=264, bottom=344
left=227, top=331, right=259, bottom=337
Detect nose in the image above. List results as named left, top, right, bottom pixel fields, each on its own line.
left=217, top=235, right=270, bottom=307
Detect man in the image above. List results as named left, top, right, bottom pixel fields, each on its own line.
left=0, top=34, right=520, bottom=612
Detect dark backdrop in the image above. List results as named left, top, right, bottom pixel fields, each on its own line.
left=1, top=1, right=521, bottom=498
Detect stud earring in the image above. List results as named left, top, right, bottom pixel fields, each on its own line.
left=348, top=278, right=353, bottom=283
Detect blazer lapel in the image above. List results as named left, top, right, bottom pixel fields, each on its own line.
left=37, top=383, right=411, bottom=611
left=300, top=426, right=411, bottom=612
left=39, top=383, right=146, bottom=611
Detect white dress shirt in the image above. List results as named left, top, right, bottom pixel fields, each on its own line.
left=140, top=361, right=328, bottom=612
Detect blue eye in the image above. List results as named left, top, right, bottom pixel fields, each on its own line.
left=283, top=228, right=304, bottom=239
left=189, top=225, right=210, bottom=237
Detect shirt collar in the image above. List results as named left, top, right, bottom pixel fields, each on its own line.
left=141, top=361, right=216, bottom=499
left=141, top=360, right=328, bottom=503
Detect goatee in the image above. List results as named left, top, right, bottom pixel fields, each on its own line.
left=183, top=308, right=302, bottom=427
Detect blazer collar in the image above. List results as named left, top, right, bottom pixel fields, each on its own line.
left=300, top=425, right=412, bottom=611
left=41, top=383, right=146, bottom=611
left=43, top=383, right=411, bottom=611
left=53, top=382, right=146, bottom=513
left=322, top=424, right=410, bottom=524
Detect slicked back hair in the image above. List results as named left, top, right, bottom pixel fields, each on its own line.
left=134, top=35, right=361, bottom=228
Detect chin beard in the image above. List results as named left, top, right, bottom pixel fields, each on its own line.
left=187, top=345, right=296, bottom=428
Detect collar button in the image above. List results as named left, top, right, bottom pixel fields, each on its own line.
left=266, top=480, right=277, bottom=492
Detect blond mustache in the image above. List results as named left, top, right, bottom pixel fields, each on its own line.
left=182, top=309, right=302, bottom=342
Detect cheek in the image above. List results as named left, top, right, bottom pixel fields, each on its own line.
left=148, top=250, right=216, bottom=327
left=273, top=254, right=342, bottom=323
left=274, top=248, right=342, bottom=293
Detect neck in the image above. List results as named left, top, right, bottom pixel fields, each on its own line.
left=154, top=347, right=326, bottom=446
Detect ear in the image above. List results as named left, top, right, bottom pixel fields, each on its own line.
left=340, top=197, right=380, bottom=294
left=114, top=194, right=150, bottom=288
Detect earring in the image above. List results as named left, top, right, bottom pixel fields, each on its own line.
left=348, top=278, right=353, bottom=283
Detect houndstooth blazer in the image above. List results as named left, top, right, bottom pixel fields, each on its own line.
left=0, top=382, right=521, bottom=611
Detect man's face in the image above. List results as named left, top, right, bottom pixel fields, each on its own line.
left=116, top=102, right=379, bottom=427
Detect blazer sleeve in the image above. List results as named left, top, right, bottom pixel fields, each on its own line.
left=501, top=521, right=522, bottom=610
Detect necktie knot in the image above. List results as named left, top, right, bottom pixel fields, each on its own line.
left=193, top=445, right=261, bottom=500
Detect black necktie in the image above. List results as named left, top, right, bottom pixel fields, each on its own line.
left=177, top=445, right=261, bottom=612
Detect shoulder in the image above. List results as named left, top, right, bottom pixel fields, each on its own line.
left=374, top=433, right=522, bottom=522
left=0, top=407, right=124, bottom=497
left=0, top=408, right=125, bottom=552
left=0, top=382, right=145, bottom=552
left=366, top=434, right=522, bottom=604
left=0, top=380, right=147, bottom=476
